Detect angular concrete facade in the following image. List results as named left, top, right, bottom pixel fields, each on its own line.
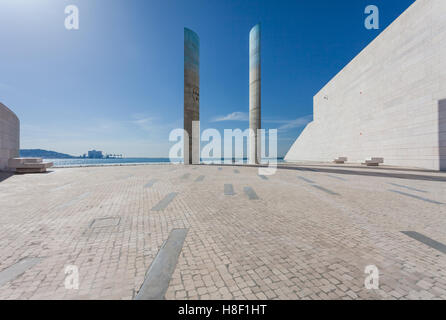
left=249, top=24, right=261, bottom=165
left=285, top=0, right=446, bottom=171
left=0, top=103, right=20, bottom=171
left=184, top=28, right=200, bottom=165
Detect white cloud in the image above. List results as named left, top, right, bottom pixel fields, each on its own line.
left=211, top=112, right=249, bottom=122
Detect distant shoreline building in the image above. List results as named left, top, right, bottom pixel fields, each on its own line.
left=85, top=150, right=123, bottom=159
left=87, top=150, right=103, bottom=159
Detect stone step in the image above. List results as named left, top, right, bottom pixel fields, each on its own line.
left=8, top=158, right=53, bottom=173
left=362, top=162, right=379, bottom=166
left=333, top=157, right=348, bottom=164
left=8, top=158, right=43, bottom=166
left=371, top=157, right=384, bottom=163
left=15, top=167, right=48, bottom=174
left=362, top=157, right=384, bottom=166
left=11, top=162, right=53, bottom=169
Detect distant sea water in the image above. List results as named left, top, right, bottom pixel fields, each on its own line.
left=46, top=158, right=285, bottom=168
left=46, top=158, right=177, bottom=167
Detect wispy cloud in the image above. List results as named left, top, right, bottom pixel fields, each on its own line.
left=132, top=116, right=155, bottom=131
left=210, top=111, right=312, bottom=130
left=211, top=112, right=249, bottom=122
left=130, top=113, right=182, bottom=139
left=0, top=82, right=16, bottom=94
left=278, top=115, right=313, bottom=130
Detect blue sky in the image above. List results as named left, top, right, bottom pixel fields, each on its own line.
left=0, top=0, right=416, bottom=157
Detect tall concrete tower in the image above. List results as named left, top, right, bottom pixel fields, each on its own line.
left=249, top=24, right=261, bottom=165
left=184, top=28, right=200, bottom=165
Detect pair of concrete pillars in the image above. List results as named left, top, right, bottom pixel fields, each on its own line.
left=184, top=25, right=261, bottom=165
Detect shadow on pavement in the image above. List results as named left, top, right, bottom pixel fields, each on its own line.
left=278, top=165, right=446, bottom=182
left=0, top=172, right=14, bottom=183
left=211, top=163, right=446, bottom=182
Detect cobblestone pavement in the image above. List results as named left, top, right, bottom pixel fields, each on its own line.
left=1, top=163, right=446, bottom=300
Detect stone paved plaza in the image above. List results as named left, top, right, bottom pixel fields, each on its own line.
left=1, top=163, right=446, bottom=300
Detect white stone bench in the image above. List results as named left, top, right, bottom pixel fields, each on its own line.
left=8, top=158, right=53, bottom=173
left=333, top=157, right=348, bottom=164
left=362, top=157, right=384, bottom=166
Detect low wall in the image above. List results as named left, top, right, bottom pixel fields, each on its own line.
left=0, top=103, right=20, bottom=171
left=285, top=0, right=446, bottom=170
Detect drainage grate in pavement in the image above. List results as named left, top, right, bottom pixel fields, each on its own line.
left=90, top=216, right=121, bottom=228
left=152, top=193, right=179, bottom=211
left=402, top=231, right=446, bottom=254
left=135, top=228, right=189, bottom=300
left=0, top=257, right=43, bottom=288
left=389, top=190, right=442, bottom=204
left=244, top=186, right=259, bottom=200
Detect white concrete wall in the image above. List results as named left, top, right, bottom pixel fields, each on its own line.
left=0, top=103, right=20, bottom=171
left=285, top=0, right=446, bottom=170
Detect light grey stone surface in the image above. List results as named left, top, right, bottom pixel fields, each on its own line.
left=0, top=103, right=19, bottom=171
left=1, top=163, right=446, bottom=299
left=285, top=0, right=446, bottom=171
